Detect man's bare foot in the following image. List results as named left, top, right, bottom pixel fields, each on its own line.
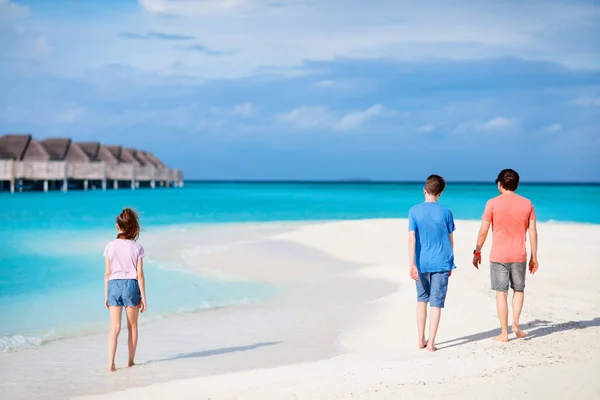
left=493, top=335, right=509, bottom=342
left=426, top=344, right=437, bottom=352
left=107, top=364, right=116, bottom=372
left=512, top=327, right=527, bottom=339
left=418, top=338, right=428, bottom=349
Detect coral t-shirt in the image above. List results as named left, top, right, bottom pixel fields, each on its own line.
left=482, top=192, right=536, bottom=263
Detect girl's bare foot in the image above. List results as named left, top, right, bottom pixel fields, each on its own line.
left=493, top=334, right=509, bottom=342
left=512, top=326, right=527, bottom=339
left=426, top=344, right=437, bottom=352
left=108, top=364, right=116, bottom=372
left=128, top=360, right=135, bottom=367
left=418, top=338, right=428, bottom=349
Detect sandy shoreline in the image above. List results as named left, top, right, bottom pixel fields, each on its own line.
left=2, top=219, right=599, bottom=399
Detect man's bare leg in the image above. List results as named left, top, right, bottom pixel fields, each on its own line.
left=494, top=291, right=509, bottom=342
left=512, top=291, right=526, bottom=338
left=417, top=302, right=428, bottom=348
left=427, top=307, right=441, bottom=352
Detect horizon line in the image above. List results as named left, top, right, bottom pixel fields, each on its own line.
left=182, top=179, right=600, bottom=185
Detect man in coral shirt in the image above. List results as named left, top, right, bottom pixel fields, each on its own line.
left=472, top=169, right=539, bottom=342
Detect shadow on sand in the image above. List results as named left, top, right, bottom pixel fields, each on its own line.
left=437, top=317, right=600, bottom=350
left=148, top=341, right=281, bottom=364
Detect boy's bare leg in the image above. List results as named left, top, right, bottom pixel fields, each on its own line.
left=494, top=291, right=510, bottom=342
left=427, top=307, right=441, bottom=352
left=417, top=302, right=428, bottom=348
left=512, top=291, right=526, bottom=338
left=108, top=306, right=123, bottom=372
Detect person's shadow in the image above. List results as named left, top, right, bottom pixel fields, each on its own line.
left=146, top=341, right=281, bottom=364
left=437, top=317, right=600, bottom=350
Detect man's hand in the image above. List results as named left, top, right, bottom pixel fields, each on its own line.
left=409, top=264, right=419, bottom=281
left=529, top=258, right=539, bottom=274
left=472, top=253, right=482, bottom=269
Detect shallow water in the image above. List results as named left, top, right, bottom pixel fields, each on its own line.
left=1, top=182, right=598, bottom=351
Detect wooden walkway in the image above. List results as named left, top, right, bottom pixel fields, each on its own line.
left=0, top=134, right=183, bottom=193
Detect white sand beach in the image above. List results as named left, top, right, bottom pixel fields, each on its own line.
left=2, top=219, right=599, bottom=399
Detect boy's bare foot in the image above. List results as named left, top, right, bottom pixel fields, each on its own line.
left=493, top=334, right=509, bottom=342
left=418, top=338, right=428, bottom=349
left=108, top=364, right=116, bottom=372
left=512, top=326, right=527, bottom=339
left=128, top=360, right=135, bottom=367
left=426, top=344, right=437, bottom=352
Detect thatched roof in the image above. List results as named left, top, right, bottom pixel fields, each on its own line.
left=133, top=150, right=153, bottom=166
left=76, top=142, right=101, bottom=160
left=98, top=146, right=119, bottom=165
left=121, top=148, right=143, bottom=166
left=41, top=138, right=71, bottom=160
left=65, top=143, right=91, bottom=162
left=22, top=138, right=50, bottom=161
left=144, top=152, right=167, bottom=168
left=0, top=134, right=32, bottom=160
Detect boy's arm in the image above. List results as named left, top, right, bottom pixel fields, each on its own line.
left=408, top=231, right=418, bottom=280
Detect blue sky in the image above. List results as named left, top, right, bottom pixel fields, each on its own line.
left=1, top=0, right=599, bottom=181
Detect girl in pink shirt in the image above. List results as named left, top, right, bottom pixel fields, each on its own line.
left=104, top=208, right=147, bottom=372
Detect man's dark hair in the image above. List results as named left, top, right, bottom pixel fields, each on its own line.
left=496, top=169, right=520, bottom=191
left=425, top=174, right=446, bottom=196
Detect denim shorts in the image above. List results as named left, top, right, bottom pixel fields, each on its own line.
left=107, top=279, right=141, bottom=307
left=416, top=271, right=450, bottom=308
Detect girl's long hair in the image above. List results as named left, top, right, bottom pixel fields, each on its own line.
left=116, top=208, right=140, bottom=241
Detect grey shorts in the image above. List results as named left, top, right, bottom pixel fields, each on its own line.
left=490, top=262, right=526, bottom=292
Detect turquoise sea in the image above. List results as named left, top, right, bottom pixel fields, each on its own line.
left=1, top=182, right=599, bottom=352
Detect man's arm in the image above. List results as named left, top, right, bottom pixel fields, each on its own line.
left=473, top=220, right=491, bottom=268
left=528, top=219, right=539, bottom=274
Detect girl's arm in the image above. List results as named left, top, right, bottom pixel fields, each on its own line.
left=104, top=258, right=110, bottom=308
left=137, top=258, right=147, bottom=312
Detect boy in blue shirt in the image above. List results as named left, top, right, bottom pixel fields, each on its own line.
left=408, top=174, right=456, bottom=352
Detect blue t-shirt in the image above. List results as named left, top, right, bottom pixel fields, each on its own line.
left=408, top=202, right=456, bottom=273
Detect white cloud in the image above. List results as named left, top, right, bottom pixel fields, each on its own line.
left=275, top=106, right=334, bottom=129
left=276, top=104, right=395, bottom=131
left=0, top=0, right=29, bottom=20
left=541, top=123, right=562, bottom=132
left=35, top=36, right=51, bottom=54
left=483, top=117, right=516, bottom=129
left=57, top=107, right=87, bottom=124
left=232, top=103, right=255, bottom=117
left=570, top=98, right=600, bottom=107
left=417, top=124, right=435, bottom=133
left=43, top=0, right=590, bottom=79
left=455, top=117, right=517, bottom=133
left=139, top=0, right=246, bottom=16
left=336, top=104, right=386, bottom=130
left=315, top=80, right=335, bottom=87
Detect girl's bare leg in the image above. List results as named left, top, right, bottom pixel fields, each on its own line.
left=125, top=306, right=140, bottom=367
left=108, top=306, right=123, bottom=372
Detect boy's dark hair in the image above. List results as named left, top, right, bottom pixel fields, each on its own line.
left=425, top=174, right=446, bottom=196
left=116, top=208, right=141, bottom=241
left=496, top=169, right=520, bottom=191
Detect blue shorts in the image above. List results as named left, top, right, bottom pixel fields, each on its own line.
left=416, top=271, right=450, bottom=308
left=107, top=279, right=141, bottom=307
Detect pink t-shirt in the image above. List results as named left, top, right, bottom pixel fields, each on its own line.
left=103, top=239, right=145, bottom=280
left=482, top=192, right=536, bottom=263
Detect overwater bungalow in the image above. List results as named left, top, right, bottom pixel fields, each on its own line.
left=0, top=134, right=183, bottom=193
